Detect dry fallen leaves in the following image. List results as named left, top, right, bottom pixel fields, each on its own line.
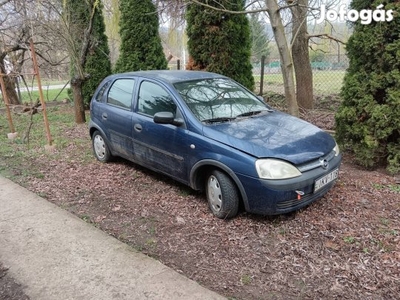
left=14, top=108, right=400, bottom=300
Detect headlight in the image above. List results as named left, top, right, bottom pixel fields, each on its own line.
left=255, top=159, right=301, bottom=179
left=333, top=142, right=340, bottom=156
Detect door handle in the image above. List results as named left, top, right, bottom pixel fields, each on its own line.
left=102, top=113, right=108, bottom=120
left=134, top=124, right=142, bottom=132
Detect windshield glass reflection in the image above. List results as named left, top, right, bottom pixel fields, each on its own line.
left=174, top=78, right=269, bottom=122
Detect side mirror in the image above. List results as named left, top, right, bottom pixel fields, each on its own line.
left=153, top=112, right=183, bottom=126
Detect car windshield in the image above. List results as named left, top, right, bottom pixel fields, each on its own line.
left=174, top=78, right=270, bottom=123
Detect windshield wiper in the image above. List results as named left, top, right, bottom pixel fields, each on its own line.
left=202, top=117, right=236, bottom=124
left=235, top=109, right=272, bottom=118
left=236, top=111, right=262, bottom=118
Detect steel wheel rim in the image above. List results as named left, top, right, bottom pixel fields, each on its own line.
left=207, top=175, right=222, bottom=212
left=94, top=135, right=106, bottom=159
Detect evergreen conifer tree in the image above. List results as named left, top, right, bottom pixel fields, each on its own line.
left=114, top=0, right=167, bottom=73
left=335, top=0, right=400, bottom=174
left=186, top=0, right=255, bottom=90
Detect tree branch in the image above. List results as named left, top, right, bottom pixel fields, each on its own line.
left=186, top=0, right=269, bottom=14
left=308, top=33, right=345, bottom=45
left=79, top=0, right=99, bottom=68
left=278, top=2, right=300, bottom=12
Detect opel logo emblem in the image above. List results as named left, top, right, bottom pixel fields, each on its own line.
left=320, top=159, right=329, bottom=169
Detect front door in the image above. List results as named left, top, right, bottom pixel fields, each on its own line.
left=132, top=80, right=189, bottom=182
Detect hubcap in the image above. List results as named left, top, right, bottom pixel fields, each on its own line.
left=94, top=135, right=106, bottom=159
left=207, top=175, right=222, bottom=212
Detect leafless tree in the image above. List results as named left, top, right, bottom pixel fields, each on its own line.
left=0, top=0, right=32, bottom=105
left=0, top=0, right=69, bottom=105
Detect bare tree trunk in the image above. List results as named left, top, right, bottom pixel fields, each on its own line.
left=291, top=0, right=313, bottom=110
left=64, top=0, right=97, bottom=124
left=265, top=0, right=299, bottom=116
left=0, top=59, right=20, bottom=105
left=71, top=77, right=86, bottom=123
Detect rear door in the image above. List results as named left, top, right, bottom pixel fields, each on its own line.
left=100, top=78, right=136, bottom=158
left=131, top=79, right=189, bottom=182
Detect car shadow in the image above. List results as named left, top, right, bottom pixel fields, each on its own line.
left=109, top=157, right=301, bottom=223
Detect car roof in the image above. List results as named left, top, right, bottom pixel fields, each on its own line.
left=107, top=70, right=227, bottom=84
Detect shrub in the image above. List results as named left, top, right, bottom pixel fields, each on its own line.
left=335, top=0, right=400, bottom=174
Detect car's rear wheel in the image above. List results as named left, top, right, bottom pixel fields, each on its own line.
left=206, top=170, right=239, bottom=219
left=92, top=131, right=112, bottom=162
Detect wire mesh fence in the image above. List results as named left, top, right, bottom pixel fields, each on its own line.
left=253, top=54, right=349, bottom=97
left=166, top=54, right=349, bottom=98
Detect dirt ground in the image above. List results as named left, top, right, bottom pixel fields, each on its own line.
left=1, top=102, right=399, bottom=299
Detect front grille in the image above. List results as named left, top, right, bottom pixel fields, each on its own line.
left=297, top=150, right=336, bottom=173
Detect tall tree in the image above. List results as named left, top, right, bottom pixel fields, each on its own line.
left=265, top=0, right=298, bottom=115
left=290, top=0, right=313, bottom=110
left=184, top=0, right=346, bottom=116
left=81, top=0, right=112, bottom=109
left=186, top=0, right=255, bottom=91
left=114, top=0, right=167, bottom=72
left=1, top=0, right=70, bottom=105
left=0, top=0, right=37, bottom=105
left=103, top=0, right=121, bottom=66
left=335, top=0, right=400, bottom=174
left=0, top=46, right=24, bottom=105
left=64, top=0, right=110, bottom=123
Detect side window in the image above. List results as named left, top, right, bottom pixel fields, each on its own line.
left=138, top=81, right=176, bottom=117
left=95, top=80, right=111, bottom=102
left=107, top=79, right=135, bottom=109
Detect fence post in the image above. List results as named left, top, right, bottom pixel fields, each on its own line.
left=259, top=55, right=266, bottom=96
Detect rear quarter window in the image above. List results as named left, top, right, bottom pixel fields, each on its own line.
left=95, top=80, right=111, bottom=102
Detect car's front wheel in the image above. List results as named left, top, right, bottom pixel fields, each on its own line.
left=206, top=170, right=239, bottom=219
left=92, top=131, right=112, bottom=163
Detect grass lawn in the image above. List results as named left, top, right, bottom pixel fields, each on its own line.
left=1, top=85, right=70, bottom=107
left=0, top=104, right=86, bottom=149
left=19, top=87, right=70, bottom=103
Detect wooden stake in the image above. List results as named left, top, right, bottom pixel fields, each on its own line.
left=30, top=39, right=52, bottom=146
left=0, top=72, right=15, bottom=133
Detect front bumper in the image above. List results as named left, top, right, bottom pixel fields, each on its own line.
left=238, top=154, right=342, bottom=215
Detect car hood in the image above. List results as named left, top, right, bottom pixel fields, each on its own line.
left=202, top=111, right=335, bottom=165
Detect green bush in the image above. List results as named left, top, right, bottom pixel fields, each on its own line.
left=186, top=0, right=254, bottom=91
left=335, top=0, right=400, bottom=174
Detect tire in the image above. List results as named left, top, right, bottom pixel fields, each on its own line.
left=206, top=170, right=239, bottom=219
left=92, top=131, right=112, bottom=163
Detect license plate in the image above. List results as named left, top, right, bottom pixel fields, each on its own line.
left=314, top=169, right=339, bottom=192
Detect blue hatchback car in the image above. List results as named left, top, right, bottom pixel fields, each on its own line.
left=89, top=70, right=342, bottom=219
